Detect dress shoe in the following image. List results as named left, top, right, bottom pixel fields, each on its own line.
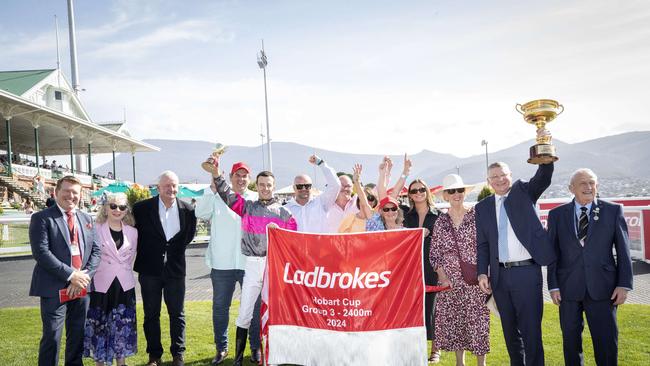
left=250, top=348, right=262, bottom=365
left=146, top=357, right=162, bottom=366
left=211, top=349, right=228, bottom=365
left=172, top=354, right=185, bottom=366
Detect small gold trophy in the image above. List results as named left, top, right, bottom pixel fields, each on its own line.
left=201, top=143, right=227, bottom=174
left=516, top=99, right=563, bottom=165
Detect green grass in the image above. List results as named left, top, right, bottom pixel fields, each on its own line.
left=0, top=223, right=30, bottom=248
left=0, top=302, right=648, bottom=365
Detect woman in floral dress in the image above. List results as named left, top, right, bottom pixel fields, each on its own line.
left=430, top=174, right=490, bottom=366
left=84, top=193, right=137, bottom=366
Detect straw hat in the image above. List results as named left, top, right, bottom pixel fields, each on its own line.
left=436, top=174, right=475, bottom=197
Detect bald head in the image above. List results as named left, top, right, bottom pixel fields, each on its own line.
left=293, top=174, right=313, bottom=205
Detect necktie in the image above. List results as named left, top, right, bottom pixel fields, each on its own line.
left=578, top=206, right=588, bottom=245
left=498, top=196, right=509, bottom=262
left=66, top=211, right=82, bottom=269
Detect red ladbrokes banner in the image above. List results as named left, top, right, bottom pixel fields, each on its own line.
left=262, top=228, right=426, bottom=366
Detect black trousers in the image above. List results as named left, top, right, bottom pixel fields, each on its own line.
left=425, top=291, right=437, bottom=341
left=38, top=295, right=89, bottom=366
left=139, top=274, right=186, bottom=358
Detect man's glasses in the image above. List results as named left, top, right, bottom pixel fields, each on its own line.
left=295, top=184, right=312, bottom=190
left=445, top=188, right=465, bottom=194
left=409, top=187, right=427, bottom=195
left=109, top=203, right=128, bottom=211
left=382, top=206, right=398, bottom=212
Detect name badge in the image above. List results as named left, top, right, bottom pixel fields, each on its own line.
left=70, top=245, right=81, bottom=256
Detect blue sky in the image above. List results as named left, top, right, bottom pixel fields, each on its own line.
left=2, top=0, right=649, bottom=157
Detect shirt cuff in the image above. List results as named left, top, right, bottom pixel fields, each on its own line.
left=549, top=288, right=559, bottom=292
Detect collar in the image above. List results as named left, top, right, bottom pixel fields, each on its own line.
left=56, top=204, right=76, bottom=217
left=574, top=199, right=595, bottom=215
left=158, top=196, right=178, bottom=211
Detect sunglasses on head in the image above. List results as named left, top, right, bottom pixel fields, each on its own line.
left=382, top=206, right=398, bottom=212
left=295, top=183, right=312, bottom=190
left=445, top=187, right=466, bottom=194
left=409, top=187, right=427, bottom=194
left=109, top=203, right=128, bottom=211
left=367, top=195, right=376, bottom=202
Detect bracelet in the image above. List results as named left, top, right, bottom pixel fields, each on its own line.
left=400, top=173, right=408, bottom=179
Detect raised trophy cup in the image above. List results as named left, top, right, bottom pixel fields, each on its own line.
left=201, top=143, right=227, bottom=174
left=516, top=99, right=563, bottom=165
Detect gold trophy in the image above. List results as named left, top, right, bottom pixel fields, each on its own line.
left=201, top=143, right=227, bottom=174
left=516, top=99, right=563, bottom=164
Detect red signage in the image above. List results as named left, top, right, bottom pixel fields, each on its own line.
left=263, top=228, right=427, bottom=365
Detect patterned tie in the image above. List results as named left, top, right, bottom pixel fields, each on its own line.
left=498, top=196, right=509, bottom=262
left=66, top=211, right=82, bottom=269
left=578, top=206, right=588, bottom=245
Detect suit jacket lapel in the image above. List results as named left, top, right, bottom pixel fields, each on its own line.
left=177, top=198, right=186, bottom=236
left=53, top=209, right=71, bottom=246
left=486, top=195, right=499, bottom=242
left=565, top=200, right=582, bottom=247
left=100, top=223, right=120, bottom=257
left=151, top=196, right=166, bottom=240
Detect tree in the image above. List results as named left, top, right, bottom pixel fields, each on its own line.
left=477, top=185, right=494, bottom=202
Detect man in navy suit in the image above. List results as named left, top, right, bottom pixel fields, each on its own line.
left=476, top=151, right=555, bottom=365
left=29, top=176, right=101, bottom=366
left=547, top=168, right=632, bottom=365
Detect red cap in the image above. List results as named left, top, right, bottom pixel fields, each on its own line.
left=378, top=196, right=399, bottom=210
left=230, top=162, right=251, bottom=175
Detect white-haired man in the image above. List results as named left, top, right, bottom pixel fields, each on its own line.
left=547, top=168, right=632, bottom=365
left=133, top=171, right=197, bottom=366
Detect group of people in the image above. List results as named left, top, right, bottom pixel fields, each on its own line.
left=29, top=130, right=633, bottom=366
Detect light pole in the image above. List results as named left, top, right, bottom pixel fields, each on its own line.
left=257, top=40, right=272, bottom=172
left=481, top=139, right=489, bottom=172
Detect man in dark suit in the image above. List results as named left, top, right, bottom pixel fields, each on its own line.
left=476, top=157, right=555, bottom=366
left=29, top=175, right=101, bottom=366
left=547, top=168, right=632, bottom=365
left=133, top=170, right=197, bottom=366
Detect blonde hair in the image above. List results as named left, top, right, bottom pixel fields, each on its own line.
left=95, top=192, right=135, bottom=226
left=407, top=179, right=434, bottom=211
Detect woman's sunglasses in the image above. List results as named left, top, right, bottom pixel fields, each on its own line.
left=109, top=203, right=128, bottom=211
left=382, top=206, right=398, bottom=212
left=367, top=195, right=376, bottom=202
left=445, top=188, right=466, bottom=194
left=409, top=187, right=427, bottom=194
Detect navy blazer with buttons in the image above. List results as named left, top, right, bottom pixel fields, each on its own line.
left=29, top=205, right=101, bottom=298
left=476, top=163, right=555, bottom=287
left=546, top=199, right=633, bottom=301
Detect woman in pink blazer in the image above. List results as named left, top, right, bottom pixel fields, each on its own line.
left=83, top=192, right=138, bottom=366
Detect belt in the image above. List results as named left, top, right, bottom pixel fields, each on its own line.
left=499, top=259, right=535, bottom=268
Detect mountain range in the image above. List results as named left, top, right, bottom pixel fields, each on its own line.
left=95, top=131, right=650, bottom=198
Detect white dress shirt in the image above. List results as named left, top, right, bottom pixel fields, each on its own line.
left=158, top=198, right=180, bottom=241
left=494, top=193, right=532, bottom=262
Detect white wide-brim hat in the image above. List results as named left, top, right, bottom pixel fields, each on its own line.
left=436, top=174, right=475, bottom=197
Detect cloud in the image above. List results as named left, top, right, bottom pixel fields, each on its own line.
left=88, top=20, right=231, bottom=59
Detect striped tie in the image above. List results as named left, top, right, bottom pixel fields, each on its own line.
left=577, top=206, right=588, bottom=245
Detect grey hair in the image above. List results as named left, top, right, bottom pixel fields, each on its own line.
left=569, top=168, right=598, bottom=186
left=157, top=170, right=179, bottom=184
left=488, top=161, right=510, bottom=172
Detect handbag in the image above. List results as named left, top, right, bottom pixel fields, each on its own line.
left=450, top=218, right=479, bottom=286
